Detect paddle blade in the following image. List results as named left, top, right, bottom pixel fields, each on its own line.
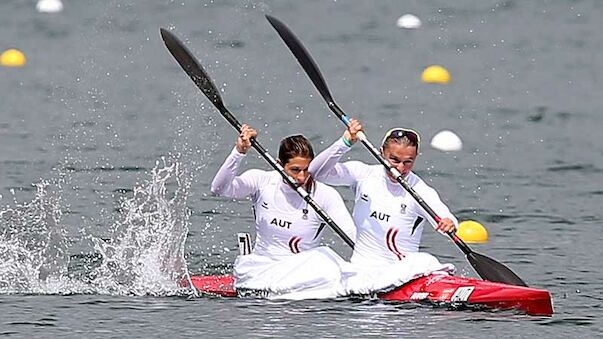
left=467, top=252, right=528, bottom=287
left=160, top=28, right=227, bottom=112
left=265, top=15, right=335, bottom=105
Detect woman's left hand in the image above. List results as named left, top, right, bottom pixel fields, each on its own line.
left=436, top=218, right=456, bottom=234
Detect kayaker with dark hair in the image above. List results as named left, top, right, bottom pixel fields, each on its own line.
left=309, top=118, right=457, bottom=267
left=211, top=124, right=356, bottom=298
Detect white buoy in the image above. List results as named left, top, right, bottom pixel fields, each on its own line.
left=430, top=130, right=463, bottom=151
left=396, top=14, right=421, bottom=29
left=36, top=0, right=63, bottom=13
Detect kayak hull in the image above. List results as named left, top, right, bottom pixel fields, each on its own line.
left=183, top=274, right=553, bottom=316
left=378, top=274, right=553, bottom=316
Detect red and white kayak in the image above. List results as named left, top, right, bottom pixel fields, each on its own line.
left=183, top=274, right=553, bottom=316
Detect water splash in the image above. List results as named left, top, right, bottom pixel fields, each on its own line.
left=0, top=181, right=71, bottom=294
left=0, top=158, right=196, bottom=296
left=88, top=158, right=194, bottom=296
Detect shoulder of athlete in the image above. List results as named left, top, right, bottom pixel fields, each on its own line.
left=344, top=160, right=377, bottom=179
left=312, top=180, right=339, bottom=196
left=240, top=168, right=275, bottom=185
left=405, top=171, right=422, bottom=186
left=407, top=172, right=445, bottom=202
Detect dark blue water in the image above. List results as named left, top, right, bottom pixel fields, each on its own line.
left=1, top=0, right=602, bottom=337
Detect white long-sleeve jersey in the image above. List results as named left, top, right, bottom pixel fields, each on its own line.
left=309, top=138, right=458, bottom=266
left=211, top=147, right=357, bottom=259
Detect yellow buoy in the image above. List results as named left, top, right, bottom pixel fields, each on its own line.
left=1, top=49, right=27, bottom=67
left=421, top=65, right=450, bottom=84
left=457, top=220, right=488, bottom=243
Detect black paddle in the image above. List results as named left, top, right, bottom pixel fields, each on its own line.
left=265, top=15, right=528, bottom=287
left=160, top=28, right=355, bottom=250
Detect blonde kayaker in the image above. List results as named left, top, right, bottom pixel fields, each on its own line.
left=309, top=119, right=457, bottom=267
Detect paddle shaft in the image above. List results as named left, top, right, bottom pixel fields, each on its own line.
left=160, top=28, right=355, bottom=249
left=267, top=15, right=528, bottom=287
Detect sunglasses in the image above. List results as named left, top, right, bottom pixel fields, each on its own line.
left=381, top=128, right=421, bottom=148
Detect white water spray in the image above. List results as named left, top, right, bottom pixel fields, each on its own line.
left=89, top=158, right=195, bottom=296
left=0, top=159, right=197, bottom=296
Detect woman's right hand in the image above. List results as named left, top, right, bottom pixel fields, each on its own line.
left=343, top=118, right=363, bottom=145
left=236, top=124, right=257, bottom=154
